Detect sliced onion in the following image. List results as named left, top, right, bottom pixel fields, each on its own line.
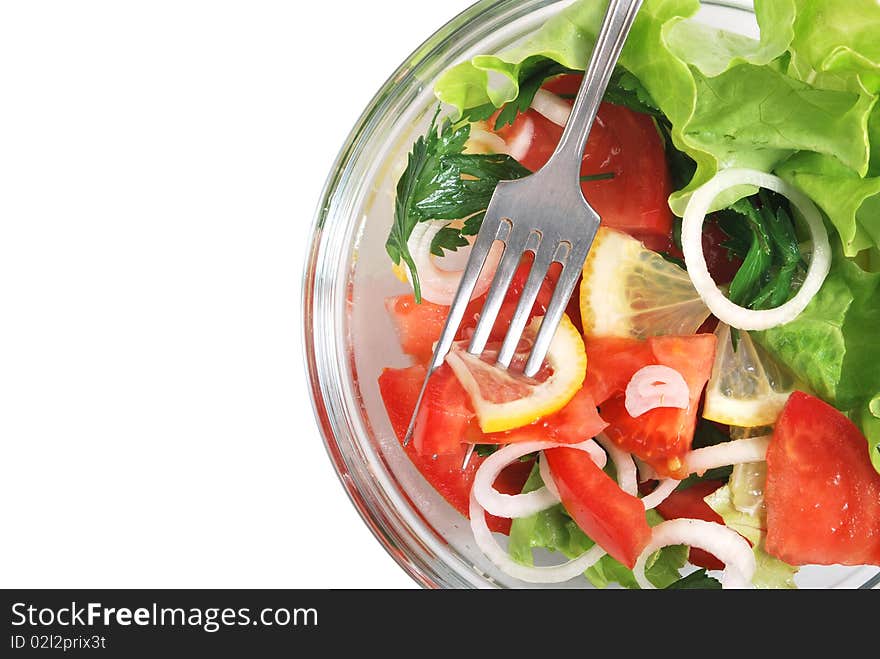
left=682, top=168, right=831, bottom=330
left=472, top=439, right=605, bottom=519
left=720, top=567, right=751, bottom=589
left=633, top=518, right=756, bottom=589
left=469, top=491, right=606, bottom=583
left=406, top=220, right=502, bottom=305
left=530, top=89, right=571, bottom=128
left=466, top=127, right=509, bottom=155
left=639, top=478, right=681, bottom=510
left=635, top=457, right=657, bottom=483
left=595, top=433, right=638, bottom=496
left=625, top=365, right=690, bottom=418
left=538, top=453, right=560, bottom=499
left=504, top=115, right=534, bottom=161
left=686, top=436, right=770, bottom=476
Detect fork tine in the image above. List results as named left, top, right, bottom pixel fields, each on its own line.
left=402, top=216, right=507, bottom=446
left=467, top=227, right=532, bottom=356
left=523, top=238, right=594, bottom=377
left=495, top=239, right=556, bottom=369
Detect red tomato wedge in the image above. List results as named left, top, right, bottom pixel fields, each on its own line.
left=412, top=363, right=477, bottom=457
left=384, top=295, right=457, bottom=364
left=377, top=365, right=532, bottom=535
left=765, top=391, right=880, bottom=567
left=653, top=480, right=726, bottom=571
left=545, top=446, right=652, bottom=568
left=596, top=334, right=716, bottom=479
left=493, top=75, right=673, bottom=238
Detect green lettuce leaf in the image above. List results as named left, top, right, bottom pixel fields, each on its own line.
left=858, top=397, right=880, bottom=474
left=870, top=105, right=880, bottom=176
left=785, top=0, right=880, bottom=95
left=705, top=485, right=799, bottom=589
left=664, top=0, right=796, bottom=77
left=776, top=152, right=880, bottom=257
left=753, top=247, right=880, bottom=412
left=508, top=465, right=687, bottom=588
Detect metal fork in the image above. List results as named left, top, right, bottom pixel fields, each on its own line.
left=404, top=0, right=644, bottom=445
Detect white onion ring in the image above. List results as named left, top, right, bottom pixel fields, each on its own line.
left=469, top=491, right=606, bottom=583
left=720, top=567, right=751, bottom=589
left=406, top=220, right=502, bottom=305
left=538, top=453, right=560, bottom=499
left=685, top=436, right=770, bottom=476
left=473, top=439, right=605, bottom=519
left=595, top=434, right=638, bottom=496
left=682, top=168, right=831, bottom=330
left=639, top=478, right=681, bottom=510
left=466, top=127, right=509, bottom=154
left=530, top=89, right=572, bottom=127
left=504, top=115, right=534, bottom=161
left=624, top=365, right=690, bottom=418
left=633, top=518, right=756, bottom=589
left=635, top=457, right=657, bottom=483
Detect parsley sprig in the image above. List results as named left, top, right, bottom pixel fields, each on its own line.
left=385, top=108, right=530, bottom=302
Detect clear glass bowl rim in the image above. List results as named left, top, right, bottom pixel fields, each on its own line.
left=302, top=0, right=880, bottom=589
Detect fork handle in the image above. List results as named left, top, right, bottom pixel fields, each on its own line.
left=545, top=0, right=643, bottom=182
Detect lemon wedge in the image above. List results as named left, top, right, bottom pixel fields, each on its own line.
left=445, top=314, right=586, bottom=433
left=702, top=322, right=796, bottom=427
left=579, top=227, right=711, bottom=339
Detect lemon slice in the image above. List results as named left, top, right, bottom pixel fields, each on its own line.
left=445, top=314, right=586, bottom=433
left=702, top=322, right=796, bottom=427
left=579, top=227, right=711, bottom=339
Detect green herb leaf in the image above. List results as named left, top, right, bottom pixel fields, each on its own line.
left=727, top=198, right=774, bottom=306
left=664, top=569, right=722, bottom=589
left=430, top=226, right=470, bottom=257
left=385, top=107, right=530, bottom=302
left=602, top=68, right=662, bottom=116
left=493, top=57, right=575, bottom=130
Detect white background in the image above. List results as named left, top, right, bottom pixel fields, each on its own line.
left=0, top=0, right=473, bottom=588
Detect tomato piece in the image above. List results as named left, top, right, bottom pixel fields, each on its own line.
left=384, top=295, right=452, bottom=364
left=483, top=387, right=608, bottom=445
left=582, top=337, right=655, bottom=404
left=545, top=447, right=652, bottom=568
left=654, top=480, right=726, bottom=571
left=493, top=80, right=672, bottom=238
left=412, top=364, right=477, bottom=457
left=377, top=365, right=531, bottom=534
left=765, top=391, right=880, bottom=567
left=599, top=334, right=717, bottom=479
left=541, top=73, right=583, bottom=97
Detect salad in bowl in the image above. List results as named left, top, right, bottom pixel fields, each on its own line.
left=307, top=0, right=880, bottom=589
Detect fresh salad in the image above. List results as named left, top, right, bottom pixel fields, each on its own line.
left=377, top=0, right=880, bottom=588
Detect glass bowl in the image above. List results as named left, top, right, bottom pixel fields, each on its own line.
left=303, top=0, right=880, bottom=589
